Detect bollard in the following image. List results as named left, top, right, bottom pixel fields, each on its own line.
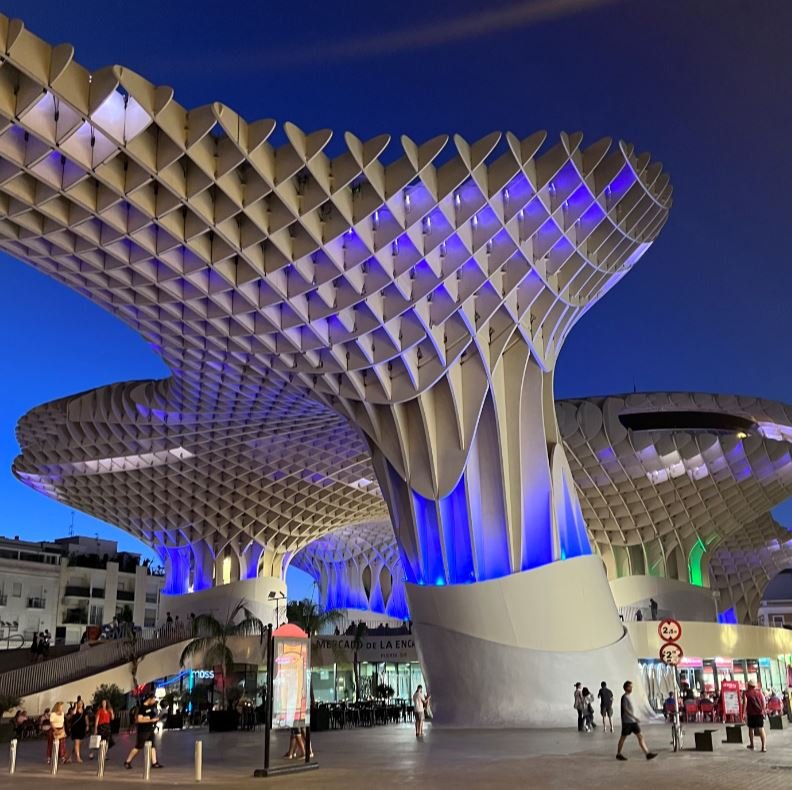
left=143, top=741, right=152, bottom=781
left=194, top=739, right=203, bottom=782
left=50, top=740, right=59, bottom=775
left=97, top=740, right=108, bottom=778
left=8, top=739, right=17, bottom=775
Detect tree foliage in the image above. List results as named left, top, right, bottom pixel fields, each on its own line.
left=285, top=599, right=343, bottom=635
left=179, top=599, right=263, bottom=707
left=91, top=683, right=125, bottom=712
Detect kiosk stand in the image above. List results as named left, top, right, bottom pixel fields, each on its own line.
left=255, top=623, right=318, bottom=778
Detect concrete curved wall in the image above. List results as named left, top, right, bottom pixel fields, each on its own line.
left=407, top=555, right=652, bottom=727
left=160, top=577, right=286, bottom=628
left=610, top=575, right=716, bottom=622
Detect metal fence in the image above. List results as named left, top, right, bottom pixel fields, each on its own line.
left=0, top=626, right=189, bottom=700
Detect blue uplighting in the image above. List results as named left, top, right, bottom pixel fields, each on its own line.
left=718, top=608, right=738, bottom=625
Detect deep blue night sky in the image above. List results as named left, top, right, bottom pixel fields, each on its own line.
left=1, top=0, right=791, bottom=602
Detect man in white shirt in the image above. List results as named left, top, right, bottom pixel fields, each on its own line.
left=412, top=685, right=430, bottom=738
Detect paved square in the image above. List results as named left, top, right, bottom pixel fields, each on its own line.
left=1, top=721, right=791, bottom=788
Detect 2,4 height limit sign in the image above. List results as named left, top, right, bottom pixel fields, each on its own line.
left=657, top=618, right=682, bottom=642
left=657, top=617, right=684, bottom=666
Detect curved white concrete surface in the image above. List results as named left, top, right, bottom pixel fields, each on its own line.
left=610, top=575, right=717, bottom=622
left=407, top=556, right=652, bottom=727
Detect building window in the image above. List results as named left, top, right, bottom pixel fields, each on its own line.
left=89, top=605, right=104, bottom=625
left=144, top=609, right=156, bottom=628
left=773, top=615, right=785, bottom=627
left=12, top=583, right=21, bottom=598
left=145, top=592, right=158, bottom=604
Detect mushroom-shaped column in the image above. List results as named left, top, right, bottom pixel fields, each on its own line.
left=317, top=132, right=672, bottom=726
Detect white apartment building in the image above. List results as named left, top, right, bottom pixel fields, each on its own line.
left=0, top=534, right=165, bottom=646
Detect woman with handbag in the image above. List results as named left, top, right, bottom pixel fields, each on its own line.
left=69, top=700, right=87, bottom=763
left=48, top=702, right=69, bottom=765
left=93, top=699, right=115, bottom=756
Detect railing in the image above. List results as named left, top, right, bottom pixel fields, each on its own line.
left=26, top=598, right=46, bottom=610
left=63, top=586, right=90, bottom=598
left=0, top=625, right=191, bottom=700
left=116, top=590, right=135, bottom=602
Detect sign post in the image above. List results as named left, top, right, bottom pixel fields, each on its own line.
left=254, top=623, right=318, bottom=778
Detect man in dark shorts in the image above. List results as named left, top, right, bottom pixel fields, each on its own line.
left=123, top=692, right=163, bottom=770
left=745, top=680, right=767, bottom=752
left=598, top=682, right=614, bottom=733
left=616, top=681, right=657, bottom=761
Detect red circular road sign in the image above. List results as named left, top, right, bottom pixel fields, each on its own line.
left=659, top=642, right=684, bottom=666
left=657, top=618, right=682, bottom=642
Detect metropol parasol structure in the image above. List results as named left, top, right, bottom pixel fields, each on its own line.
left=6, top=16, right=792, bottom=726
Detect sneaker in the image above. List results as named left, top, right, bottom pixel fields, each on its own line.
left=124, top=762, right=132, bottom=770
left=747, top=745, right=754, bottom=750
left=646, top=753, right=657, bottom=761
left=152, top=763, right=164, bottom=769
left=616, top=754, right=627, bottom=761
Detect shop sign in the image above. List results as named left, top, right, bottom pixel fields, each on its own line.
left=720, top=680, right=741, bottom=717
left=312, top=635, right=418, bottom=665
left=758, top=657, right=771, bottom=667
left=714, top=657, right=733, bottom=669
left=678, top=656, right=703, bottom=668
left=191, top=669, right=215, bottom=680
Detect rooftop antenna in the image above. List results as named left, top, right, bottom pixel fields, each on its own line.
left=68, top=511, right=75, bottom=537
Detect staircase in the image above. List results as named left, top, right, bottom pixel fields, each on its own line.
left=0, top=627, right=188, bottom=700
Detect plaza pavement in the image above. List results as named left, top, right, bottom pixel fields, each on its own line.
left=1, top=720, right=791, bottom=788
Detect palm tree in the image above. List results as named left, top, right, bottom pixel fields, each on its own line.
left=285, top=599, right=343, bottom=636
left=179, top=600, right=264, bottom=708
left=352, top=621, right=368, bottom=701
left=122, top=630, right=144, bottom=694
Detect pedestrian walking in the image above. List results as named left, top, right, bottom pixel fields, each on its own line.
left=412, top=685, right=430, bottom=738
left=124, top=691, right=164, bottom=770
left=581, top=687, right=595, bottom=732
left=29, top=632, right=38, bottom=662
left=574, top=682, right=585, bottom=731
left=48, top=702, right=69, bottom=765
left=598, top=682, right=614, bottom=732
left=91, top=698, right=115, bottom=758
left=616, top=681, right=657, bottom=761
left=69, top=700, right=87, bottom=763
left=745, top=680, right=768, bottom=752
left=650, top=599, right=658, bottom=620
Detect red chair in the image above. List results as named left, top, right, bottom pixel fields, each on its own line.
left=768, top=697, right=783, bottom=715
left=684, top=700, right=699, bottom=722
left=700, top=701, right=715, bottom=721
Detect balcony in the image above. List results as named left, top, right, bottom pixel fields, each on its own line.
left=26, top=598, right=46, bottom=610
left=91, top=588, right=105, bottom=599
left=64, top=585, right=91, bottom=598
left=116, top=590, right=135, bottom=602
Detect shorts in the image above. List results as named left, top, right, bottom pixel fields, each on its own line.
left=601, top=706, right=613, bottom=718
left=621, top=722, right=641, bottom=737
left=414, top=710, right=424, bottom=722
left=135, top=728, right=155, bottom=750
left=747, top=714, right=765, bottom=730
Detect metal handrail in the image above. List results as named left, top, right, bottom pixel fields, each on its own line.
left=0, top=626, right=189, bottom=700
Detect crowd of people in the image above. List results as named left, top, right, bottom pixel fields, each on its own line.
left=11, top=691, right=165, bottom=771
left=28, top=630, right=51, bottom=662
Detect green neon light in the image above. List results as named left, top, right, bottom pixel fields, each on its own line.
left=688, top=539, right=706, bottom=587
